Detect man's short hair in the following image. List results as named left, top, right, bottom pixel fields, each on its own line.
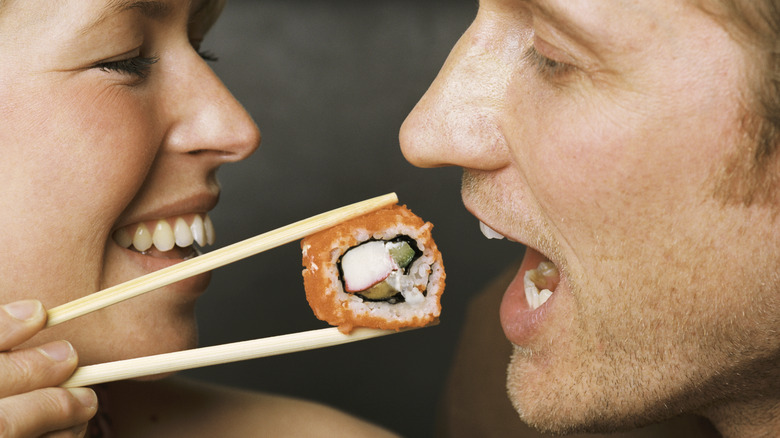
left=704, top=0, right=780, bottom=205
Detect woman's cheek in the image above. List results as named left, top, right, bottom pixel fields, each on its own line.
left=60, top=84, right=161, bottom=214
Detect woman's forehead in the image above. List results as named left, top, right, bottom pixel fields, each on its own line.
left=0, top=0, right=226, bottom=26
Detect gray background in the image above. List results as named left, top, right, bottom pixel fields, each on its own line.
left=183, top=1, right=519, bottom=436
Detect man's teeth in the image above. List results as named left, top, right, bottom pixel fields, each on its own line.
left=479, top=219, right=557, bottom=310
left=113, top=214, right=215, bottom=253
left=524, top=261, right=559, bottom=311
left=479, top=221, right=505, bottom=240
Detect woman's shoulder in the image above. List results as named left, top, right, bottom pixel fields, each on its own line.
left=101, top=377, right=400, bottom=437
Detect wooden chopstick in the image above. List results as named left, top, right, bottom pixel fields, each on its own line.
left=61, top=327, right=403, bottom=388
left=47, top=193, right=399, bottom=327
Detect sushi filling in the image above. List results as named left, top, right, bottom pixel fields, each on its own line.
left=339, top=237, right=423, bottom=303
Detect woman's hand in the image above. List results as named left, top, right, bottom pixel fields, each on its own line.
left=0, top=300, right=97, bottom=437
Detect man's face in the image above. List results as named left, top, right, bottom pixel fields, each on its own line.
left=401, top=0, right=780, bottom=433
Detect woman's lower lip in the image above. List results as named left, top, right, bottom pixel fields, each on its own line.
left=122, top=244, right=194, bottom=265
left=138, top=245, right=200, bottom=260
left=117, top=243, right=210, bottom=291
left=500, top=247, right=556, bottom=346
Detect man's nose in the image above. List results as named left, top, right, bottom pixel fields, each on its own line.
left=400, top=18, right=512, bottom=171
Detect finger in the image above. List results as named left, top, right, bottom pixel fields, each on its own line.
left=41, top=422, right=89, bottom=438
left=0, top=341, right=78, bottom=398
left=0, top=387, right=97, bottom=437
left=0, top=300, right=47, bottom=351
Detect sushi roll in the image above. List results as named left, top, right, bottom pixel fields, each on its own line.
left=301, top=204, right=445, bottom=333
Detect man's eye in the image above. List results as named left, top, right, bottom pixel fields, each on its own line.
left=524, top=46, right=576, bottom=79
left=197, top=50, right=218, bottom=62
left=95, top=56, right=159, bottom=79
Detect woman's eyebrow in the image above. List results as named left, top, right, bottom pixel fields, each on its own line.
left=78, top=0, right=171, bottom=35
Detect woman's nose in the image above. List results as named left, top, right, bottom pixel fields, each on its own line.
left=400, top=18, right=513, bottom=171
left=162, top=47, right=261, bottom=163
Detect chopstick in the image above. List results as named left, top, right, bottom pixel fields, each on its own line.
left=47, top=193, right=399, bottom=327
left=61, top=326, right=404, bottom=388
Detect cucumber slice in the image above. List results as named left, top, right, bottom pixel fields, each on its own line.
left=387, top=241, right=415, bottom=268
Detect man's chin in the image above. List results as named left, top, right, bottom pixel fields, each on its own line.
left=505, top=347, right=644, bottom=436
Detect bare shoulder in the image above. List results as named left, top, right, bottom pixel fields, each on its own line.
left=102, top=377, right=400, bottom=437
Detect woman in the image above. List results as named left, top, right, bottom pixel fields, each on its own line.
left=0, top=0, right=398, bottom=436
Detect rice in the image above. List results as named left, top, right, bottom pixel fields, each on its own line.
left=301, top=204, right=445, bottom=333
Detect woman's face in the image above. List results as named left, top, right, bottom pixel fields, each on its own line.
left=402, top=0, right=779, bottom=433
left=0, top=0, right=259, bottom=364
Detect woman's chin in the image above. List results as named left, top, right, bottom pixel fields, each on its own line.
left=74, top=309, right=200, bottom=367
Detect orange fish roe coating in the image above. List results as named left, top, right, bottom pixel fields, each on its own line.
left=301, top=205, right=445, bottom=333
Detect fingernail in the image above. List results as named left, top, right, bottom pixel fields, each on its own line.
left=3, top=300, right=42, bottom=321
left=37, top=340, right=74, bottom=362
left=68, top=387, right=97, bottom=410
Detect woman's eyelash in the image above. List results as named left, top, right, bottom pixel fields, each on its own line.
left=94, top=48, right=215, bottom=81
left=524, top=46, right=575, bottom=78
left=96, top=56, right=159, bottom=79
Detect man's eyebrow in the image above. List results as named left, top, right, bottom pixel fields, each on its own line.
left=523, top=0, right=572, bottom=27
left=78, top=0, right=171, bottom=35
left=518, top=0, right=592, bottom=41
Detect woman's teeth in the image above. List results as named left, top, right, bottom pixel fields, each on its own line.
left=479, top=221, right=505, bottom=240
left=524, top=261, right=559, bottom=311
left=113, top=214, right=215, bottom=255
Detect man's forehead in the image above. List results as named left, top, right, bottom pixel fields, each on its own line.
left=517, top=0, right=667, bottom=23
left=525, top=0, right=681, bottom=44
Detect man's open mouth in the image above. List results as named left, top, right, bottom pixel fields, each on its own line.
left=112, top=213, right=215, bottom=260
left=523, top=259, right=559, bottom=310
left=480, top=221, right=560, bottom=310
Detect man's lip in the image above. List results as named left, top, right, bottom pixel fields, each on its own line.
left=500, top=247, right=556, bottom=346
left=479, top=221, right=507, bottom=240
left=473, top=217, right=524, bottom=245
left=468, top=210, right=561, bottom=343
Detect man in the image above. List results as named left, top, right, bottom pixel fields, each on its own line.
left=400, top=1, right=780, bottom=437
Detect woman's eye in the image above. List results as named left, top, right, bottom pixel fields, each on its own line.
left=524, top=45, right=576, bottom=79
left=95, top=55, right=159, bottom=80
